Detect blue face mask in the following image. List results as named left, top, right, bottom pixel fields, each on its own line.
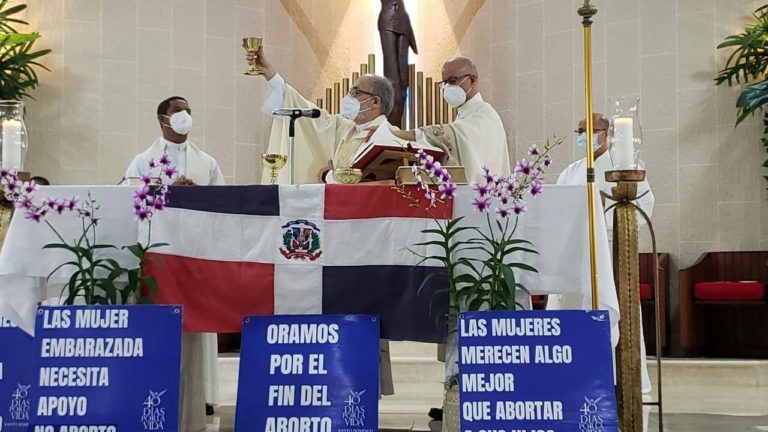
left=576, top=132, right=601, bottom=151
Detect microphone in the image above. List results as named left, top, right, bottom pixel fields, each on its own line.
left=272, top=108, right=321, bottom=118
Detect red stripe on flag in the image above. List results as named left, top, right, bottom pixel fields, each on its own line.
left=144, top=253, right=274, bottom=332
left=324, top=184, right=452, bottom=220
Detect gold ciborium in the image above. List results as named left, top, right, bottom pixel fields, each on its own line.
left=242, top=37, right=264, bottom=76
left=332, top=167, right=363, bottom=184
left=262, top=153, right=287, bottom=184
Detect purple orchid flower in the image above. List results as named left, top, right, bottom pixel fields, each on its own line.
left=495, top=206, right=512, bottom=218
left=528, top=144, right=540, bottom=156
left=159, top=154, right=171, bottom=166
left=515, top=160, right=534, bottom=176
left=163, top=165, right=178, bottom=179
left=134, top=186, right=150, bottom=201
left=65, top=197, right=79, bottom=211
left=24, top=209, right=44, bottom=223
left=473, top=183, right=491, bottom=197
left=530, top=181, right=543, bottom=196
left=512, top=200, right=528, bottom=215
left=438, top=182, right=457, bottom=200
left=471, top=196, right=491, bottom=213
left=16, top=196, right=33, bottom=210
left=152, top=197, right=166, bottom=211
left=135, top=207, right=152, bottom=222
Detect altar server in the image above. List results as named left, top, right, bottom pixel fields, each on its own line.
left=125, top=96, right=222, bottom=429
left=552, top=112, right=655, bottom=430
left=125, top=96, right=224, bottom=186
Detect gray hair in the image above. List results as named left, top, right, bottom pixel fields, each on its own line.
left=364, top=74, right=395, bottom=116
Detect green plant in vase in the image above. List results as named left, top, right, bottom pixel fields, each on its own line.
left=0, top=155, right=177, bottom=305
left=393, top=137, right=562, bottom=431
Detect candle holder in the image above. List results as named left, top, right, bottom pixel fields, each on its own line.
left=0, top=101, right=27, bottom=171
left=607, top=96, right=642, bottom=170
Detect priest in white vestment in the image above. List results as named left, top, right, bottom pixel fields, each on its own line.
left=249, top=47, right=420, bottom=185
left=125, top=97, right=224, bottom=186
left=383, top=56, right=511, bottom=182
left=125, top=96, right=222, bottom=430
left=249, top=47, right=412, bottom=395
left=551, top=113, right=655, bottom=430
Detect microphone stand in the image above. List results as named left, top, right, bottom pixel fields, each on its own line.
left=288, top=114, right=301, bottom=185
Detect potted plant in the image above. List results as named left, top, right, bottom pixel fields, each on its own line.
left=0, top=0, right=51, bottom=101
left=393, top=137, right=562, bottom=432
left=0, top=156, right=177, bottom=305
left=716, top=3, right=768, bottom=189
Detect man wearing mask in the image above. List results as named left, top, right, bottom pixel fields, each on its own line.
left=248, top=47, right=413, bottom=184
left=125, top=96, right=224, bottom=186
left=383, top=56, right=510, bottom=183
left=552, top=112, right=654, bottom=431
left=124, top=96, right=223, bottom=430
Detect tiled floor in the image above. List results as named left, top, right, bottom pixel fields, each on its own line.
left=211, top=343, right=768, bottom=431
left=206, top=409, right=768, bottom=432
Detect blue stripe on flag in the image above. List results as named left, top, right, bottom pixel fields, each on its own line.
left=322, top=266, right=449, bottom=343
left=166, top=185, right=280, bottom=216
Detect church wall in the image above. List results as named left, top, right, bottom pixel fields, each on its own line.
left=17, top=0, right=768, bottom=353
left=22, top=0, right=272, bottom=185
left=493, top=0, right=766, bottom=353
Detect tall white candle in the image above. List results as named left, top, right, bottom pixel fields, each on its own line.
left=1, top=119, right=22, bottom=170
left=612, top=117, right=634, bottom=169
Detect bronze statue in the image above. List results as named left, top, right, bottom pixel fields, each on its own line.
left=378, top=0, right=418, bottom=128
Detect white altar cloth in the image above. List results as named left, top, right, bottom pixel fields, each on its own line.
left=0, top=184, right=619, bottom=346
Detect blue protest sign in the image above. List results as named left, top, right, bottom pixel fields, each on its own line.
left=0, top=316, right=35, bottom=431
left=235, top=314, right=379, bottom=432
left=458, top=310, right=618, bottom=432
left=30, top=305, right=182, bottom=432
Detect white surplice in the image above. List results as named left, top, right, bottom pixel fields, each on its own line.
left=414, top=93, right=511, bottom=183
left=126, top=139, right=223, bottom=415
left=125, top=138, right=225, bottom=186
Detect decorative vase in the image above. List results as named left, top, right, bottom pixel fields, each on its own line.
left=442, top=386, right=460, bottom=432
left=0, top=101, right=28, bottom=171
left=607, top=96, right=642, bottom=170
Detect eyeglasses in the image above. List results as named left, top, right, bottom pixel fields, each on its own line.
left=438, top=74, right=471, bottom=88
left=349, top=87, right=375, bottom=98
left=574, top=128, right=607, bottom=135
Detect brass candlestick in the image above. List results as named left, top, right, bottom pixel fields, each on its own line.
left=262, top=153, right=287, bottom=184
left=242, top=37, right=264, bottom=76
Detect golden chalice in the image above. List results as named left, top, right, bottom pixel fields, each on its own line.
left=332, top=167, right=363, bottom=184
left=242, top=37, right=264, bottom=76
left=262, top=153, right=287, bottom=184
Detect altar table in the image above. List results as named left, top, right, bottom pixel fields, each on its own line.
left=0, top=184, right=619, bottom=345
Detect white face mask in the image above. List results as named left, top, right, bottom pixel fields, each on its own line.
left=162, top=111, right=193, bottom=135
left=341, top=95, right=374, bottom=122
left=576, top=132, right=602, bottom=151
left=442, top=76, right=471, bottom=108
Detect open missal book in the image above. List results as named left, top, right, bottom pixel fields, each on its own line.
left=349, top=143, right=446, bottom=181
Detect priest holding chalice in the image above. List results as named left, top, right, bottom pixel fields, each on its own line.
left=246, top=46, right=441, bottom=186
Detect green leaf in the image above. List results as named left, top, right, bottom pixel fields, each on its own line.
left=142, top=275, right=159, bottom=294
left=468, top=297, right=487, bottom=311
left=123, top=243, right=145, bottom=258
left=45, top=261, right=79, bottom=281
left=508, top=262, right=539, bottom=273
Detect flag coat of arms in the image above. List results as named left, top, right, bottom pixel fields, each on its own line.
left=143, top=184, right=451, bottom=343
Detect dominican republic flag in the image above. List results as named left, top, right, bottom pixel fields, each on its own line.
left=143, top=184, right=451, bottom=343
